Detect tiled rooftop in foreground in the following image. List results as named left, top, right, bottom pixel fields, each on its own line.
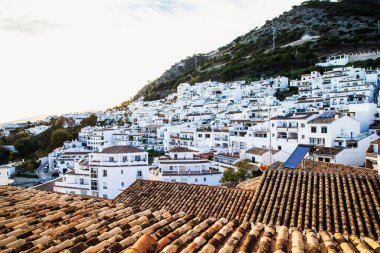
left=114, top=180, right=255, bottom=223
left=1, top=185, right=380, bottom=253
left=116, top=168, right=380, bottom=240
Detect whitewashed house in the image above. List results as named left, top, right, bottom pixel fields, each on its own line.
left=54, top=145, right=151, bottom=199
left=150, top=147, right=221, bottom=185
left=0, top=163, right=15, bottom=186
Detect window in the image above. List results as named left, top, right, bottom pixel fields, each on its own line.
left=251, top=157, right=255, bottom=163
left=198, top=134, right=202, bottom=138
left=103, top=170, right=107, bottom=177
left=171, top=179, right=176, bottom=182
left=301, top=135, right=305, bottom=139
left=325, top=158, right=330, bottom=162
left=170, top=166, right=174, bottom=171
left=103, top=194, right=108, bottom=199
left=310, top=138, right=325, bottom=145
left=321, top=127, right=327, bottom=133
left=195, top=178, right=198, bottom=183
left=90, top=168, right=98, bottom=178
left=318, top=157, right=323, bottom=162
left=278, top=146, right=282, bottom=150
left=121, top=182, right=124, bottom=187
left=137, top=170, right=142, bottom=177
left=135, top=155, right=141, bottom=161
left=109, top=157, right=114, bottom=162
left=103, top=182, right=107, bottom=189
left=205, top=134, right=210, bottom=138
left=203, top=177, right=206, bottom=182
left=123, top=156, right=128, bottom=162
left=121, top=169, right=123, bottom=174
left=311, top=127, right=317, bottom=133
left=79, top=178, right=84, bottom=185
left=91, top=180, right=98, bottom=190
left=301, top=123, right=305, bottom=128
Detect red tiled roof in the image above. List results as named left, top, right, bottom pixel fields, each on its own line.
left=168, top=147, right=197, bottom=153
left=114, top=180, right=255, bottom=223
left=1, top=184, right=380, bottom=252
left=246, top=147, right=279, bottom=156
left=100, top=145, right=144, bottom=154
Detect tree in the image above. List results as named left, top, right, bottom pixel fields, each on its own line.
left=81, top=114, right=98, bottom=127
left=220, top=159, right=262, bottom=183
left=54, top=116, right=65, bottom=129
left=49, top=129, right=72, bottom=150
left=220, top=167, right=236, bottom=183
left=0, top=147, right=11, bottom=165
left=220, top=159, right=255, bottom=183
left=235, top=159, right=253, bottom=181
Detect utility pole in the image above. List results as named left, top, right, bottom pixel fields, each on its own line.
left=272, top=27, right=276, bottom=50
left=269, top=107, right=272, bottom=169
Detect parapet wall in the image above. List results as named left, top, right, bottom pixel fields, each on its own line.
left=349, top=51, right=380, bottom=62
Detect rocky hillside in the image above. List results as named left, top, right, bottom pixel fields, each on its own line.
left=133, top=0, right=380, bottom=101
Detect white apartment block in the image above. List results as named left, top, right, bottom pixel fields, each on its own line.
left=54, top=145, right=151, bottom=199
left=150, top=147, right=221, bottom=185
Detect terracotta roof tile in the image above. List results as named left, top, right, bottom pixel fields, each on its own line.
left=168, top=147, right=197, bottom=153
left=246, top=169, right=380, bottom=239
left=1, top=185, right=380, bottom=252
left=246, top=148, right=279, bottom=156
left=100, top=146, right=144, bottom=154
left=114, top=180, right=255, bottom=223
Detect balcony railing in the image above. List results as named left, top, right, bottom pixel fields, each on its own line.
left=160, top=169, right=221, bottom=175
left=366, top=153, right=377, bottom=159
left=90, top=160, right=147, bottom=166
left=158, top=157, right=206, bottom=161
left=180, top=137, right=194, bottom=140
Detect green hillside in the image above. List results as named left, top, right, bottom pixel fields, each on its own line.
left=131, top=0, right=380, bottom=102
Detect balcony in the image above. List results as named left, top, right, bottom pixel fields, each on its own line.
left=180, top=136, right=194, bottom=141
left=161, top=169, right=221, bottom=175
left=366, top=152, right=377, bottom=159
left=277, top=124, right=298, bottom=131
left=158, top=156, right=205, bottom=161
left=90, top=160, right=147, bottom=166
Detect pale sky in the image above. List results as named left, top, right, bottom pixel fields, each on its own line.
left=0, top=0, right=304, bottom=123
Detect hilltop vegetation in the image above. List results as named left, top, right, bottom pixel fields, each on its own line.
left=0, top=114, right=98, bottom=171
left=132, top=0, right=380, bottom=101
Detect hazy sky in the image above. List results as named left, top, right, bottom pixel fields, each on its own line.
left=0, top=0, right=304, bottom=123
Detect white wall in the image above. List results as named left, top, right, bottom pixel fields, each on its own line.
left=97, top=165, right=150, bottom=199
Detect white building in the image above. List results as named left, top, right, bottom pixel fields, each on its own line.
left=54, top=145, right=151, bottom=199
left=26, top=125, right=50, bottom=135
left=0, top=163, right=15, bottom=186
left=150, top=147, right=222, bottom=185
left=241, top=147, right=289, bottom=166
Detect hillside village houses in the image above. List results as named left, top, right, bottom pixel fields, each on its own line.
left=39, top=65, right=380, bottom=198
